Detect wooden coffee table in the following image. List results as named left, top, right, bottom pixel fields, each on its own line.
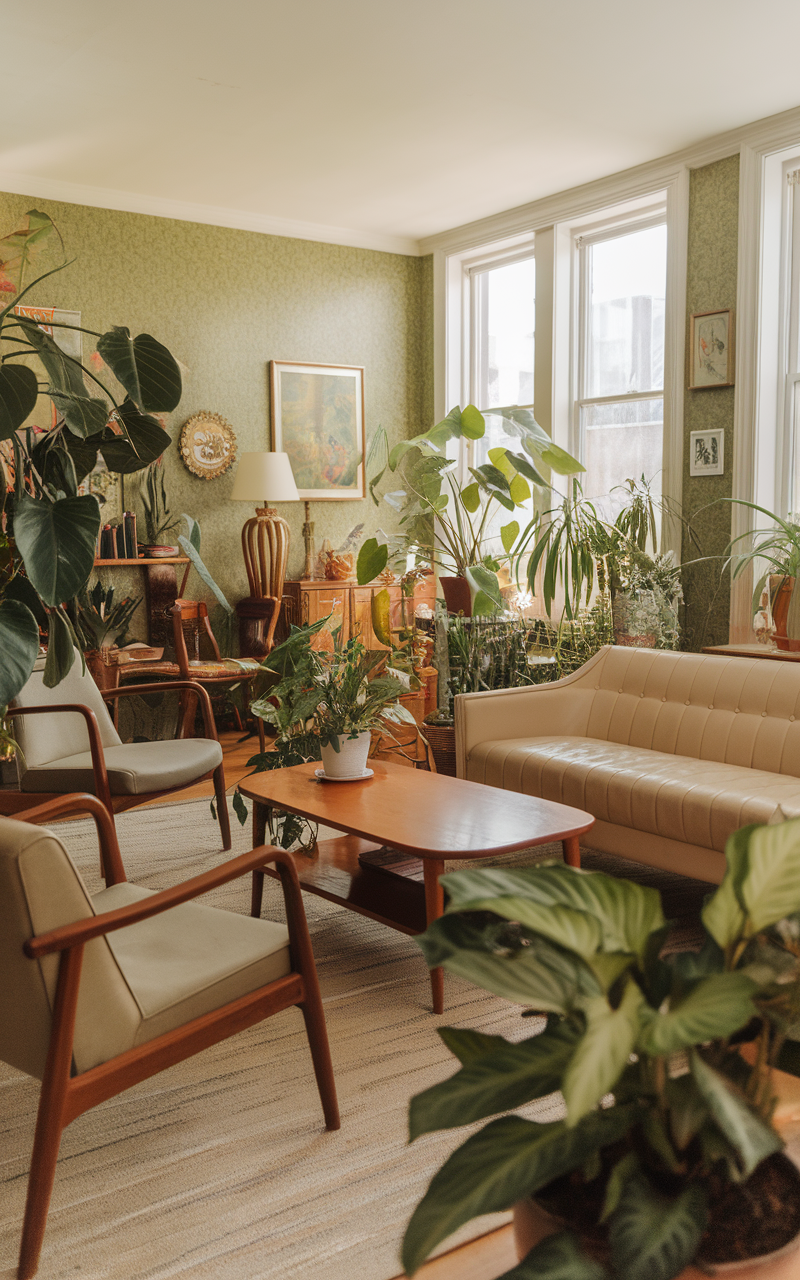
left=240, top=760, right=594, bottom=1013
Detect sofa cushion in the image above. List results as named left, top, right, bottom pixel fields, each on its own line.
left=20, top=738, right=223, bottom=795
left=466, top=736, right=800, bottom=853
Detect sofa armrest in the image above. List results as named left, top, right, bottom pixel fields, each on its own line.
left=454, top=649, right=609, bottom=778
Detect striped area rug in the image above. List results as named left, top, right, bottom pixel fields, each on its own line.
left=0, top=799, right=707, bottom=1280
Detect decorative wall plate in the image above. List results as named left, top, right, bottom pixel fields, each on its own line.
left=179, top=411, right=237, bottom=480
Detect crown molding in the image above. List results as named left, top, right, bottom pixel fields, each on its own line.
left=419, top=103, right=800, bottom=255
left=0, top=170, right=421, bottom=258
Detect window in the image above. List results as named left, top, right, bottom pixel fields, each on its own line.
left=470, top=253, right=535, bottom=467
left=782, top=168, right=800, bottom=515
left=576, top=221, right=667, bottom=522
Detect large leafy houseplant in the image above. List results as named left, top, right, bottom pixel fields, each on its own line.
left=402, top=816, right=800, bottom=1279
left=357, top=405, right=583, bottom=615
left=721, top=500, right=800, bottom=639
left=0, top=208, right=182, bottom=707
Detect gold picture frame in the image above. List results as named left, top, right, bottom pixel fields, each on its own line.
left=179, top=411, right=237, bottom=480
left=689, top=309, right=735, bottom=390
left=269, top=360, right=365, bottom=500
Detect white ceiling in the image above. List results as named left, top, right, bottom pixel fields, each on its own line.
left=3, top=0, right=800, bottom=254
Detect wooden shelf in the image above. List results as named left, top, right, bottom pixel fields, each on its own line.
left=94, top=557, right=189, bottom=566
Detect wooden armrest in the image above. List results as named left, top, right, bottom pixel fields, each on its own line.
left=102, top=680, right=218, bottom=740
left=12, top=792, right=126, bottom=886
left=25, top=845, right=296, bottom=958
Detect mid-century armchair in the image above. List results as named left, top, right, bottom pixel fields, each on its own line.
left=0, top=794, right=339, bottom=1279
left=4, top=652, right=233, bottom=848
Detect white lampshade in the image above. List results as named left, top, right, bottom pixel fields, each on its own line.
left=230, top=452, right=300, bottom=504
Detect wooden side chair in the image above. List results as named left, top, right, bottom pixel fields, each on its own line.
left=4, top=652, right=233, bottom=848
left=0, top=793, right=339, bottom=1280
left=170, top=598, right=266, bottom=746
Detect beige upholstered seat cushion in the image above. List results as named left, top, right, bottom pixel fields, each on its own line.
left=20, top=737, right=223, bottom=794
left=92, top=883, right=291, bottom=1045
left=467, top=735, right=800, bottom=853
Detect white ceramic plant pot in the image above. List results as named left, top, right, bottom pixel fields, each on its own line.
left=320, top=731, right=371, bottom=778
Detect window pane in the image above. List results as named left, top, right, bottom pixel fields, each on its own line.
left=582, top=398, right=663, bottom=522
left=587, top=225, right=666, bottom=399
left=474, top=257, right=535, bottom=413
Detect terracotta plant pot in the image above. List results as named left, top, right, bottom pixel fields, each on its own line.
left=439, top=575, right=472, bottom=616
left=770, top=574, right=794, bottom=639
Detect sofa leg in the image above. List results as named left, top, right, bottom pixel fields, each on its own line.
left=562, top=835, right=581, bottom=868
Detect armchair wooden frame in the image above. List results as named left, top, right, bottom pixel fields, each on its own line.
left=12, top=792, right=339, bottom=1280
left=5, top=679, right=232, bottom=849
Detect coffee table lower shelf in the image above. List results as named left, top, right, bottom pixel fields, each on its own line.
left=254, top=834, right=429, bottom=936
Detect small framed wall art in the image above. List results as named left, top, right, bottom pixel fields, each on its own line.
left=270, top=360, right=365, bottom=500
left=689, top=428, right=724, bottom=476
left=179, top=411, right=237, bottom=479
left=689, top=308, right=734, bottom=389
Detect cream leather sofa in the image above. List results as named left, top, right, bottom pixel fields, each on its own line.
left=455, top=645, right=800, bottom=883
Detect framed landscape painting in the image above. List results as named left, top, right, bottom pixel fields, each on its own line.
left=270, top=360, right=365, bottom=499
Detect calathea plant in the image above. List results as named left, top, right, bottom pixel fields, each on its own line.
left=402, top=817, right=800, bottom=1280
left=357, top=405, right=583, bottom=614
left=0, top=208, right=182, bottom=707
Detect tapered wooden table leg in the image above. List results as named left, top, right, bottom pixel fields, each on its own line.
left=562, top=835, right=581, bottom=868
left=423, top=857, right=445, bottom=1015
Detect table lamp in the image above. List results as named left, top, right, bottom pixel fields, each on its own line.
left=230, top=451, right=300, bottom=599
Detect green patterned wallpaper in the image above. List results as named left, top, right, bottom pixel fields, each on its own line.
left=0, top=191, right=433, bottom=639
left=681, top=153, right=740, bottom=650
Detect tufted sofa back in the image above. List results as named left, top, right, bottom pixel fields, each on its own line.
left=567, top=647, right=800, bottom=779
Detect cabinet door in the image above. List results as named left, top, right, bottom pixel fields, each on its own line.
left=303, top=585, right=350, bottom=651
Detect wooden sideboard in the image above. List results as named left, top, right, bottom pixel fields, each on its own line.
left=280, top=577, right=436, bottom=649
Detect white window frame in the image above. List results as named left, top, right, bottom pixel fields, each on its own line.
left=574, top=210, right=668, bottom=502
left=732, top=124, right=800, bottom=640
left=430, top=166, right=688, bottom=559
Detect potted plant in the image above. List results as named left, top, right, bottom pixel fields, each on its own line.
left=0, top=207, right=182, bottom=707
left=357, top=405, right=583, bottom=616
left=402, top=816, right=800, bottom=1279
left=723, top=501, right=800, bottom=649
left=251, top=617, right=415, bottom=783
left=70, top=581, right=141, bottom=689
left=136, top=456, right=180, bottom=554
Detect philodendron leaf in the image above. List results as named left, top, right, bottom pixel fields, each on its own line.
left=437, top=1026, right=510, bottom=1065
left=43, top=606, right=79, bottom=689
left=465, top=564, right=504, bottom=613
left=409, top=1020, right=581, bottom=1139
left=701, top=824, right=755, bottom=949
left=459, top=403, right=485, bottom=439
left=441, top=865, right=665, bottom=964
left=609, top=1176, right=707, bottom=1280
left=637, top=971, right=758, bottom=1057
left=13, top=493, right=100, bottom=605
left=505, top=450, right=548, bottom=488
left=740, top=815, right=800, bottom=935
left=401, top=1105, right=641, bottom=1276
left=501, top=520, right=520, bottom=553
left=497, top=1231, right=608, bottom=1280
left=0, top=364, right=38, bottom=438
left=0, top=598, right=40, bottom=703
left=356, top=536, right=388, bottom=585
left=96, top=326, right=182, bottom=413
left=690, top=1049, right=782, bottom=1176
left=416, top=913, right=602, bottom=1012
left=460, top=482, right=481, bottom=513
left=562, top=980, right=645, bottom=1125
left=100, top=398, right=171, bottom=473
left=509, top=473, right=530, bottom=504
left=443, top=894, right=603, bottom=960
left=49, top=390, right=110, bottom=438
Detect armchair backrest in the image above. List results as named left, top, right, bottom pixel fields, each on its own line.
left=0, top=816, right=141, bottom=1079
left=14, top=652, right=122, bottom=768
